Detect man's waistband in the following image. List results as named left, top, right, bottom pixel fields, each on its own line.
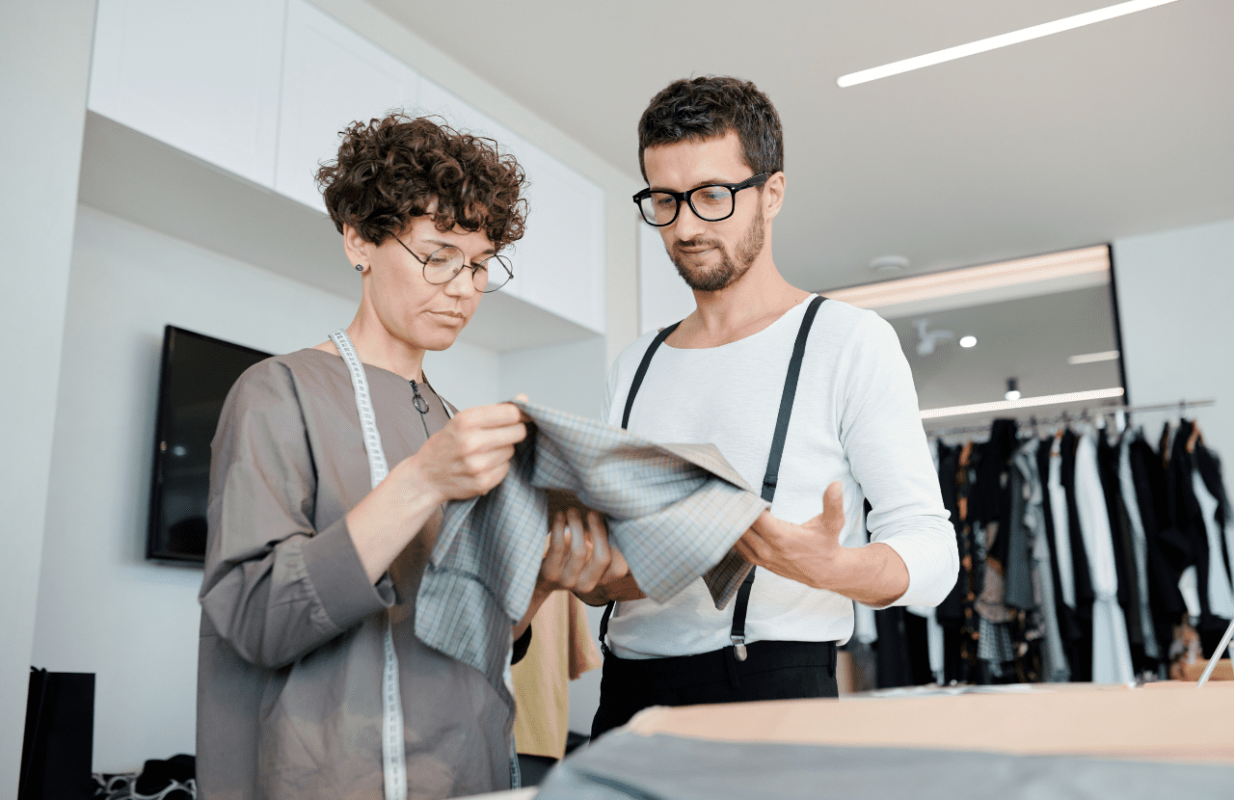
left=603, top=640, right=837, bottom=686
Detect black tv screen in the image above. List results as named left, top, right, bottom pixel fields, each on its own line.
left=147, top=326, right=271, bottom=564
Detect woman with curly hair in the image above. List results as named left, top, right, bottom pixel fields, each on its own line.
left=196, top=114, right=620, bottom=800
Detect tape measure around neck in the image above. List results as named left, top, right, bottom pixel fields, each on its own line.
left=329, top=329, right=406, bottom=800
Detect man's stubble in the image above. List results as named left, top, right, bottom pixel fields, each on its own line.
left=669, top=204, right=765, bottom=293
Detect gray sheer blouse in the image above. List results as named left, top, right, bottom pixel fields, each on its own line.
left=197, top=348, right=511, bottom=800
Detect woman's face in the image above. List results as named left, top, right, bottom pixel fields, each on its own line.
left=352, top=213, right=493, bottom=353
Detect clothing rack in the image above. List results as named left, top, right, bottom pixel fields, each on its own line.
left=924, top=398, right=1216, bottom=438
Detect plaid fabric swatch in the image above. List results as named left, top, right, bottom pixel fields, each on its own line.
left=415, top=400, right=768, bottom=709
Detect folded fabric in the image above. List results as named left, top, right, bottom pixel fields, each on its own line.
left=414, top=400, right=768, bottom=708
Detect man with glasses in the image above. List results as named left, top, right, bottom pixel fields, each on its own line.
left=584, top=77, right=958, bottom=737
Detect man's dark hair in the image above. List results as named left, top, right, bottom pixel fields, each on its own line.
left=637, top=76, right=783, bottom=182
left=317, top=112, right=528, bottom=249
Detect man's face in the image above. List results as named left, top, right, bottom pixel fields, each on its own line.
left=642, top=131, right=768, bottom=293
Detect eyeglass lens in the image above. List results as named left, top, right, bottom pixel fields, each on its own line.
left=421, top=245, right=512, bottom=293
left=639, top=185, right=736, bottom=226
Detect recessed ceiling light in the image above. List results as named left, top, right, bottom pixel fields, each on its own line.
left=1068, top=350, right=1121, bottom=365
left=960, top=335, right=977, bottom=348
left=837, top=0, right=1182, bottom=88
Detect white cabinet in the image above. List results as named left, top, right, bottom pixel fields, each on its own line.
left=88, top=0, right=606, bottom=338
left=516, top=147, right=606, bottom=333
left=88, top=0, right=285, bottom=187
left=275, top=0, right=421, bottom=212
left=418, top=80, right=605, bottom=331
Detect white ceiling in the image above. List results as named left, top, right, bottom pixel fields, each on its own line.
left=373, top=0, right=1233, bottom=293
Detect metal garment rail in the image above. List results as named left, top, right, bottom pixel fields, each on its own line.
left=924, top=397, right=1216, bottom=438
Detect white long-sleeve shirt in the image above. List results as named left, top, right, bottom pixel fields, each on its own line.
left=603, top=296, right=959, bottom=658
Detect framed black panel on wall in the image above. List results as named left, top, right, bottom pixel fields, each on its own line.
left=147, top=326, right=270, bottom=565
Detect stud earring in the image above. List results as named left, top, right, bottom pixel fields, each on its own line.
left=354, top=264, right=364, bottom=273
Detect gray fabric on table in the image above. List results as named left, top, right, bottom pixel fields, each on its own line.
left=537, top=731, right=1234, bottom=800
left=416, top=400, right=768, bottom=712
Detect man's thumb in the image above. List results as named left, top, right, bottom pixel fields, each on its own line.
left=822, top=481, right=845, bottom=532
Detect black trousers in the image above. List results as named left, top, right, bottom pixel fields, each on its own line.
left=590, top=640, right=838, bottom=740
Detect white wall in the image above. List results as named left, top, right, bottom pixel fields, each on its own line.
left=499, top=337, right=608, bottom=419
left=31, top=206, right=501, bottom=772
left=1114, top=217, right=1234, bottom=464
left=0, top=1, right=97, bottom=793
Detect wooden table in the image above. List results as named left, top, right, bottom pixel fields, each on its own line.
left=622, top=681, right=1234, bottom=764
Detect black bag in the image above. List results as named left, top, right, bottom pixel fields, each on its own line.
left=19, top=667, right=96, bottom=800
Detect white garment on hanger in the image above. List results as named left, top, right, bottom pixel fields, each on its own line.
left=1048, top=439, right=1076, bottom=609
left=1073, top=431, right=1135, bottom=684
left=907, top=604, right=944, bottom=683
left=1117, top=433, right=1159, bottom=660
left=1179, top=566, right=1201, bottom=624
left=1193, top=472, right=1234, bottom=620
left=852, top=601, right=878, bottom=645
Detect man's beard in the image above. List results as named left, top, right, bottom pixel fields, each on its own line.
left=669, top=205, right=765, bottom=292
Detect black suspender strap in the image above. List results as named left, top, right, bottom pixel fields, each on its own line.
left=600, top=296, right=826, bottom=660
left=728, top=294, right=825, bottom=661
left=621, top=321, right=681, bottom=430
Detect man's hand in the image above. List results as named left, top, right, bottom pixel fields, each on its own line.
left=537, top=507, right=630, bottom=595
left=735, top=481, right=846, bottom=590
left=516, top=508, right=641, bottom=638
left=735, top=481, right=910, bottom=606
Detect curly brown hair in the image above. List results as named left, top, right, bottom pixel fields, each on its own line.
left=317, top=112, right=528, bottom=250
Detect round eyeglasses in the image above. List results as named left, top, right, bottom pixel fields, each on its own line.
left=633, top=173, right=770, bottom=227
left=394, top=238, right=513, bottom=293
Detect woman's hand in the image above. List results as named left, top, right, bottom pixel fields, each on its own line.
left=348, top=398, right=528, bottom=584
left=406, top=400, right=529, bottom=506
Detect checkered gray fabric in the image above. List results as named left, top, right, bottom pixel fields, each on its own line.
left=415, top=400, right=768, bottom=708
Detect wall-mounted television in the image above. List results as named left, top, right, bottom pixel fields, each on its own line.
left=147, top=326, right=271, bottom=565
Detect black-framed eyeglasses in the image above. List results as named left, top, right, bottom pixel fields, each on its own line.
left=633, top=172, right=770, bottom=227
left=394, top=238, right=513, bottom=293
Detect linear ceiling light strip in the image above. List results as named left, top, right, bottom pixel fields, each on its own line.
left=837, top=0, right=1182, bottom=88
left=1068, top=350, right=1121, bottom=365
left=827, top=246, right=1109, bottom=309
left=921, top=387, right=1125, bottom=420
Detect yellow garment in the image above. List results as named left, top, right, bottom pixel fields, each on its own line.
left=512, top=591, right=603, bottom=758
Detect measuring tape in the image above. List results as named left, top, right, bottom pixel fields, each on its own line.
left=329, top=330, right=407, bottom=800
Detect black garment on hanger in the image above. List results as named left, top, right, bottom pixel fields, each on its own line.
left=973, top=420, right=1019, bottom=572
left=1168, top=420, right=1231, bottom=656
left=1096, top=434, right=1145, bottom=664
left=1059, top=429, right=1095, bottom=682
left=1194, top=441, right=1233, bottom=587
left=873, top=606, right=933, bottom=688
left=1128, top=433, right=1186, bottom=659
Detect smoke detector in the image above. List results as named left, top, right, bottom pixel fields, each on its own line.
left=869, top=255, right=910, bottom=276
